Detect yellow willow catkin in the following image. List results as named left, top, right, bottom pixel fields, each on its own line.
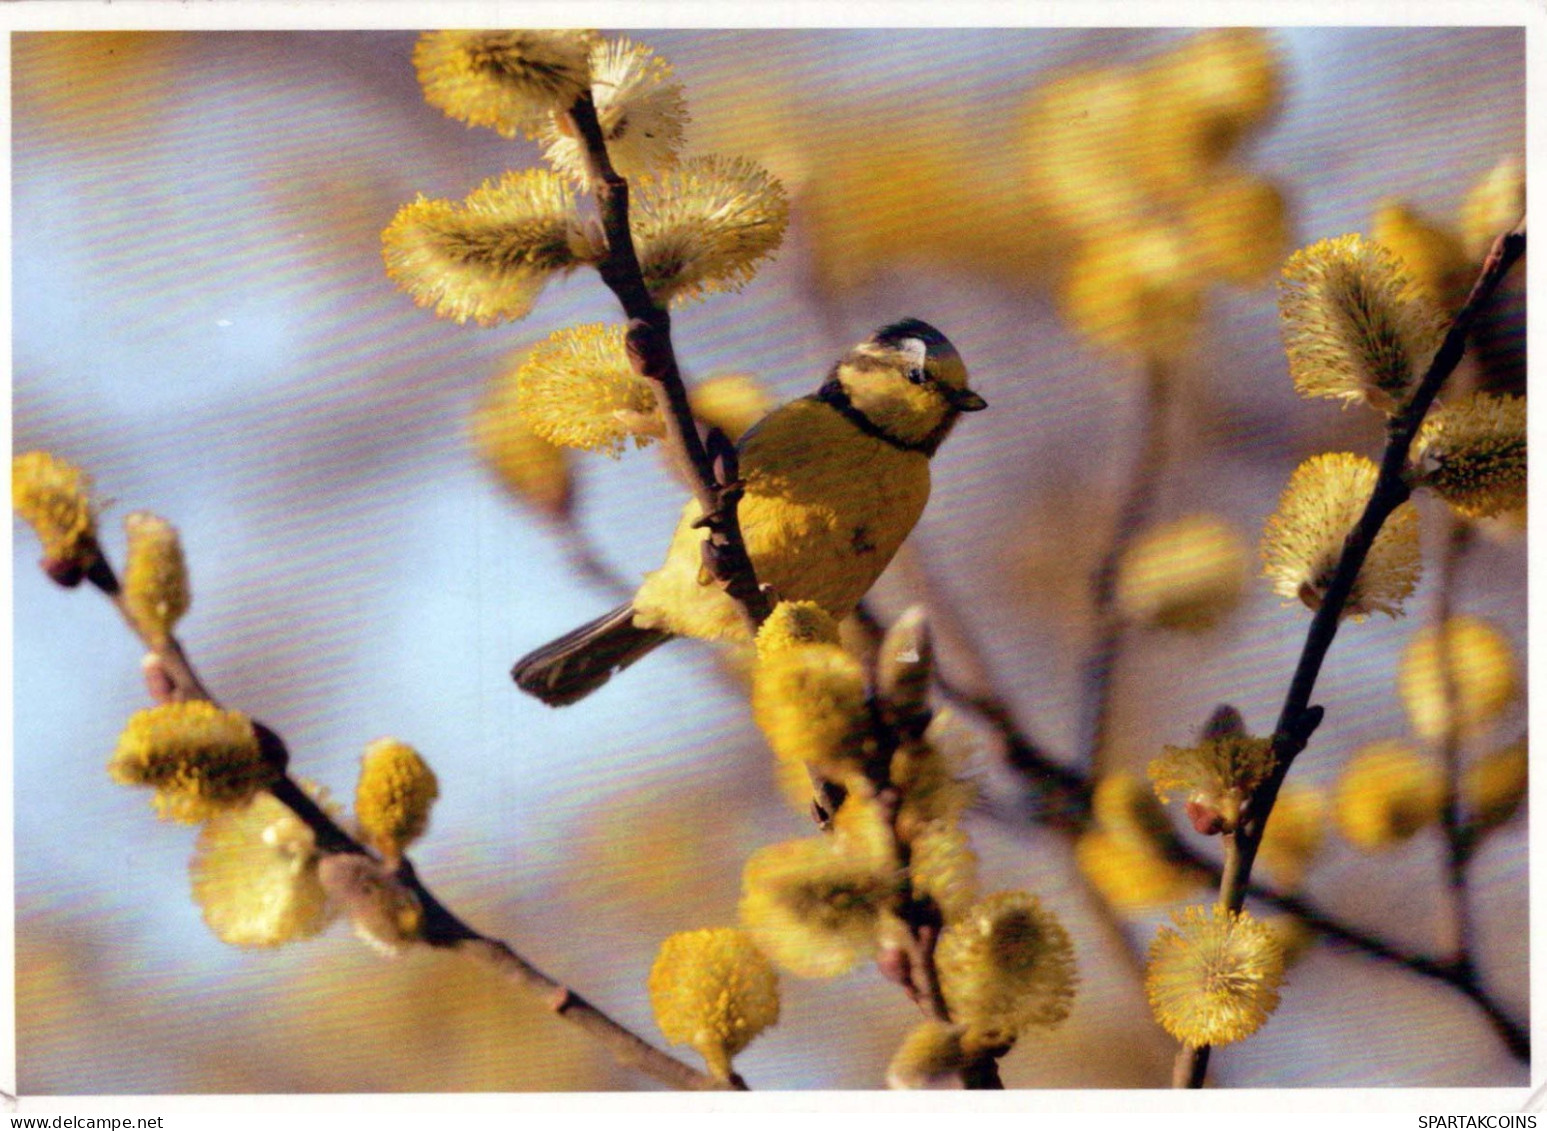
left=1149, top=733, right=1276, bottom=834
left=109, top=701, right=276, bottom=824
left=1412, top=393, right=1526, bottom=519
left=121, top=511, right=190, bottom=645
left=738, top=830, right=898, bottom=980
left=1116, top=514, right=1248, bottom=632
left=631, top=155, right=789, bottom=306
left=886, top=1021, right=970, bottom=1089
left=12, top=450, right=99, bottom=579
left=935, top=890, right=1077, bottom=1052
left=355, top=739, right=440, bottom=858
left=382, top=169, right=591, bottom=326
left=413, top=30, right=598, bottom=139
left=541, top=37, right=688, bottom=186
left=752, top=605, right=872, bottom=802
left=1370, top=200, right=1470, bottom=308
left=1279, top=234, right=1447, bottom=414
left=515, top=323, right=661, bottom=455
left=1146, top=905, right=1284, bottom=1048
left=648, top=928, right=779, bottom=1080
left=472, top=355, right=573, bottom=519
left=191, top=784, right=337, bottom=947
left=1334, top=740, right=1444, bottom=850
left=1261, top=452, right=1421, bottom=619
left=1399, top=616, right=1519, bottom=741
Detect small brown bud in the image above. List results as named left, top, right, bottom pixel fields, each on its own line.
left=42, top=555, right=87, bottom=588
left=318, top=853, right=423, bottom=957
left=1186, top=798, right=1229, bottom=836
left=141, top=654, right=177, bottom=704
left=1202, top=704, right=1245, bottom=740
left=878, top=606, right=933, bottom=735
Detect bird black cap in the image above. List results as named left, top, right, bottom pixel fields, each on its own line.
left=871, top=318, right=954, bottom=353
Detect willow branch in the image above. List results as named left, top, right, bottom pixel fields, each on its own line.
left=566, top=93, right=770, bottom=628
left=1079, top=359, right=1170, bottom=777
left=1179, top=220, right=1528, bottom=1084
left=81, top=566, right=735, bottom=1092
left=864, top=624, right=1004, bottom=1089
left=1432, top=518, right=1476, bottom=973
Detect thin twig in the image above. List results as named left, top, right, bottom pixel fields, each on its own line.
left=82, top=565, right=736, bottom=1092
left=1182, top=221, right=1528, bottom=1084
left=866, top=622, right=1005, bottom=1089
left=1080, top=359, right=1171, bottom=777
left=1432, top=518, right=1476, bottom=973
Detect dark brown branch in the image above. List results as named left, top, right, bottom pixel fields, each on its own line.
left=863, top=577, right=1526, bottom=1056
left=566, top=93, right=771, bottom=629
left=1181, top=221, right=1528, bottom=1085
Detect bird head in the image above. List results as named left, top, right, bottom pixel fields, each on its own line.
left=827, top=318, right=986, bottom=454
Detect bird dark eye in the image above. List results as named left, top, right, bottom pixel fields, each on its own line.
left=906, top=367, right=927, bottom=385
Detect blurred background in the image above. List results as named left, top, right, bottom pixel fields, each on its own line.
left=11, top=26, right=1527, bottom=1092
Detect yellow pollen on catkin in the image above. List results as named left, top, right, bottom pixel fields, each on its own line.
left=887, top=1021, right=970, bottom=1089
left=515, top=323, right=661, bottom=455
left=756, top=601, right=842, bottom=654
left=413, top=30, right=598, bottom=139
left=630, top=155, right=789, bottom=306
left=647, top=927, right=779, bottom=1081
left=737, top=833, right=898, bottom=979
left=1149, top=733, right=1276, bottom=834
left=12, top=450, right=99, bottom=575
left=908, top=820, right=980, bottom=925
left=109, top=701, right=276, bottom=824
left=752, top=626, right=872, bottom=803
left=355, top=738, right=439, bottom=859
left=893, top=710, right=979, bottom=833
left=1278, top=234, right=1447, bottom=414
left=122, top=511, right=190, bottom=646
left=1412, top=394, right=1526, bottom=519
left=1261, top=452, right=1421, bottom=619
left=382, top=170, right=591, bottom=326
left=935, top=890, right=1077, bottom=1053
left=190, top=783, right=337, bottom=947
left=1145, top=904, right=1284, bottom=1048
left=541, top=37, right=688, bottom=186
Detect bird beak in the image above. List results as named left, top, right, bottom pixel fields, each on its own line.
left=947, top=388, right=988, bottom=412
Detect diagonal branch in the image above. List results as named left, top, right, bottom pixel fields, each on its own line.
left=566, top=93, right=771, bottom=629
left=80, top=558, right=737, bottom=1093
left=1173, top=219, right=1527, bottom=1087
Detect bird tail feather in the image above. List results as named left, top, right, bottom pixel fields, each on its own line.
left=511, top=603, right=672, bottom=707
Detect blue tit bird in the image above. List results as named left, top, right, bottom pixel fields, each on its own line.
left=512, top=318, right=985, bottom=705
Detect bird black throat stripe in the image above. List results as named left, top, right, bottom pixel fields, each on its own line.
left=812, top=380, right=941, bottom=455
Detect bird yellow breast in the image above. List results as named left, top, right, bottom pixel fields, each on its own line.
left=632, top=397, right=931, bottom=641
